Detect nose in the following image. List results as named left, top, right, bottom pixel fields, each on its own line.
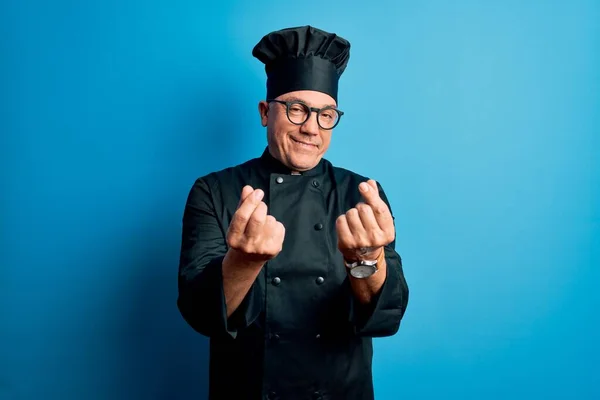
left=300, top=112, right=320, bottom=136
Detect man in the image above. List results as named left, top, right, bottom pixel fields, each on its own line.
left=178, top=25, right=409, bottom=400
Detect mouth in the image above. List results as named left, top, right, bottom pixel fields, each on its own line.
left=291, top=137, right=318, bottom=149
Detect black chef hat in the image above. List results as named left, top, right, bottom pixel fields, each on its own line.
left=252, top=25, right=351, bottom=103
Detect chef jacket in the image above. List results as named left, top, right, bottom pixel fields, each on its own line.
left=178, top=148, right=409, bottom=400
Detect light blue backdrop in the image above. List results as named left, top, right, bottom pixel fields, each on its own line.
left=1, top=1, right=598, bottom=399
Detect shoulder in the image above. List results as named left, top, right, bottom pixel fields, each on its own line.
left=325, top=159, right=372, bottom=188
left=331, top=164, right=368, bottom=183
left=183, top=158, right=261, bottom=211
left=193, top=157, right=260, bottom=192
left=325, top=159, right=393, bottom=206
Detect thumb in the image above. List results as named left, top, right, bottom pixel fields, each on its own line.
left=237, top=185, right=254, bottom=208
left=359, top=180, right=381, bottom=206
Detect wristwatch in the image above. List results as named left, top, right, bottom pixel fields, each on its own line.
left=344, top=259, right=378, bottom=278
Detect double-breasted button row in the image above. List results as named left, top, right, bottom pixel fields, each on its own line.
left=271, top=276, right=324, bottom=285
left=274, top=177, right=320, bottom=186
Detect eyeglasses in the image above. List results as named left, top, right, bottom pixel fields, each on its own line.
left=267, top=99, right=344, bottom=130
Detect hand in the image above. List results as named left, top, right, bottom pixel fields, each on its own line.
left=226, top=185, right=285, bottom=264
left=336, top=180, right=395, bottom=262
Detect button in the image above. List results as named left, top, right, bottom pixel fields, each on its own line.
left=271, top=333, right=280, bottom=341
left=316, top=276, right=325, bottom=285
left=276, top=177, right=283, bottom=184
left=315, top=333, right=321, bottom=339
left=268, top=391, right=278, bottom=400
left=312, top=180, right=320, bottom=188
left=314, top=223, right=323, bottom=231
left=272, top=277, right=281, bottom=285
left=312, top=392, right=323, bottom=400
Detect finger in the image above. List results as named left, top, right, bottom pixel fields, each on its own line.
left=237, top=185, right=254, bottom=208
left=358, top=181, right=393, bottom=230
left=356, top=202, right=380, bottom=232
left=245, top=201, right=268, bottom=237
left=335, top=215, right=355, bottom=249
left=275, top=221, right=286, bottom=248
left=230, top=189, right=264, bottom=234
left=265, top=217, right=286, bottom=247
left=264, top=215, right=280, bottom=239
left=359, top=180, right=384, bottom=207
left=345, top=208, right=367, bottom=239
left=357, top=202, right=394, bottom=247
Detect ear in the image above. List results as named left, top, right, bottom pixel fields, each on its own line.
left=258, top=100, right=269, bottom=127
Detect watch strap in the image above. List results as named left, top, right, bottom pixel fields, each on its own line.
left=343, top=248, right=385, bottom=268
left=344, top=259, right=378, bottom=269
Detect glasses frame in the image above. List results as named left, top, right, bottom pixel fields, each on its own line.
left=267, top=99, right=344, bottom=130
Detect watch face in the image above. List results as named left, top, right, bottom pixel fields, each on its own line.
left=350, top=265, right=377, bottom=278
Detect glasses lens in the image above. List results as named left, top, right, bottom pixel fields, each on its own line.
left=287, top=102, right=309, bottom=124
left=318, top=108, right=341, bottom=129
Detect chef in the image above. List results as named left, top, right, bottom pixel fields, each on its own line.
left=177, top=25, right=409, bottom=400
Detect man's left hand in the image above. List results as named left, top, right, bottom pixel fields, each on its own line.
left=336, top=179, right=395, bottom=262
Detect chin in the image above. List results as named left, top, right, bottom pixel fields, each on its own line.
left=288, top=154, right=319, bottom=171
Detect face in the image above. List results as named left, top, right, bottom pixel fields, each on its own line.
left=258, top=90, right=337, bottom=172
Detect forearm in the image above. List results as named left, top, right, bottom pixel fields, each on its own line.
left=347, top=248, right=408, bottom=337
left=222, top=248, right=264, bottom=317
left=348, top=249, right=387, bottom=304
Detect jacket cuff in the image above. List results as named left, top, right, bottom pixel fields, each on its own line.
left=178, top=256, right=262, bottom=339
left=348, top=255, right=406, bottom=337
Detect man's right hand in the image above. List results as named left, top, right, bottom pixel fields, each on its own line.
left=226, top=185, right=285, bottom=265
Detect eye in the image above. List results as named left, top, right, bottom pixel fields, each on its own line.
left=288, top=102, right=307, bottom=114
left=321, top=111, right=334, bottom=120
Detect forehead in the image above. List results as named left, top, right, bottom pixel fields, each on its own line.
left=277, top=90, right=337, bottom=108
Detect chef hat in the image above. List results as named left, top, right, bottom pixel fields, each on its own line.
left=252, top=25, right=351, bottom=103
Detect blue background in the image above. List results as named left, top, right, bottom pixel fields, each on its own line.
left=1, top=0, right=598, bottom=399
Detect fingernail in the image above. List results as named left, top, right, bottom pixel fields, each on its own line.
left=359, top=182, right=369, bottom=192
left=254, top=189, right=264, bottom=200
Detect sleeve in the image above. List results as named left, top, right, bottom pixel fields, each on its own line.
left=176, top=177, right=263, bottom=339
left=348, top=182, right=409, bottom=337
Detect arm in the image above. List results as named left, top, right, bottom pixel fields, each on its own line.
left=339, top=180, right=409, bottom=337
left=177, top=178, right=263, bottom=339
left=222, top=248, right=264, bottom=318
left=347, top=246, right=387, bottom=305
left=349, top=237, right=409, bottom=337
